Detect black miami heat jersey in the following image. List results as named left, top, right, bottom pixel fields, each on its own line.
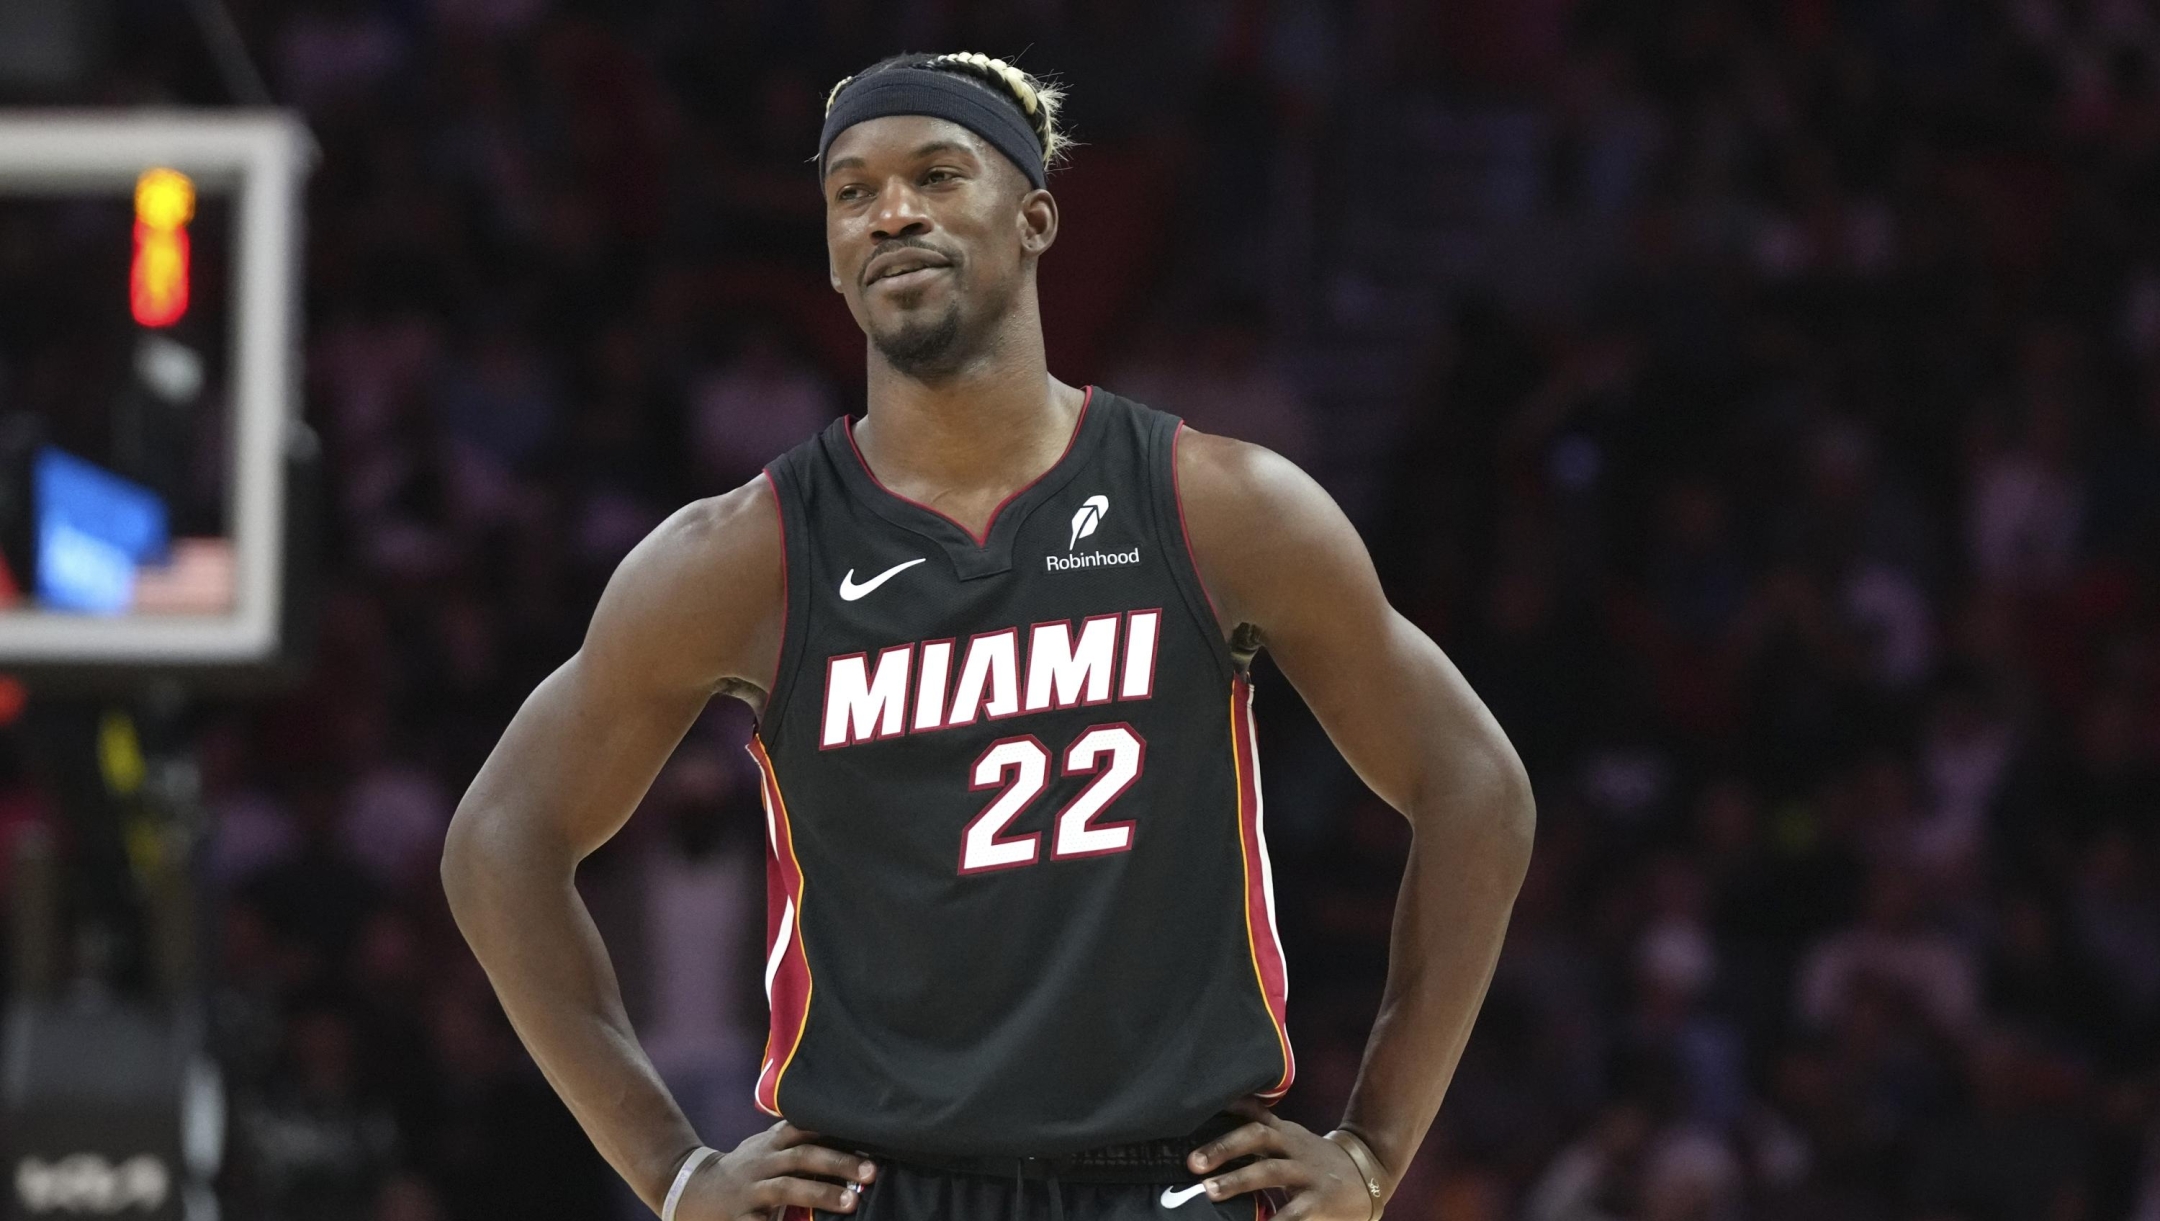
left=751, top=386, right=1292, bottom=1158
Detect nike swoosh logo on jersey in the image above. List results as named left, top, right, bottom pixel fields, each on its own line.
left=1160, top=1184, right=1209, bottom=1208
left=838, top=558, right=927, bottom=601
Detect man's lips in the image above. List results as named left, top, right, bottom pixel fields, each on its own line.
left=865, top=249, right=953, bottom=285
left=873, top=264, right=949, bottom=289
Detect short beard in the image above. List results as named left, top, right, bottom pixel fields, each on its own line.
left=871, top=298, right=966, bottom=378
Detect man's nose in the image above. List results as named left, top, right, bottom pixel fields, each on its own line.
left=869, top=180, right=932, bottom=240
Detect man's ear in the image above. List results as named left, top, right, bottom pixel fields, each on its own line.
left=1018, top=187, right=1059, bottom=258
left=829, top=254, right=843, bottom=293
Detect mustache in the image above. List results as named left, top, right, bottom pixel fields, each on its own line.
left=862, top=237, right=957, bottom=286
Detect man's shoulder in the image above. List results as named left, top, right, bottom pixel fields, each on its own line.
left=1171, top=424, right=1372, bottom=634
left=658, top=477, right=785, bottom=563
left=1078, top=382, right=1306, bottom=506
left=582, top=475, right=785, bottom=692
left=1173, top=426, right=1315, bottom=520
left=605, top=478, right=783, bottom=629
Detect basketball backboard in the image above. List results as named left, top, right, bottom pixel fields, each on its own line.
left=0, top=111, right=312, bottom=684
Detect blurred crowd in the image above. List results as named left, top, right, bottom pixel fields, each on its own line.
left=7, top=0, right=2160, bottom=1218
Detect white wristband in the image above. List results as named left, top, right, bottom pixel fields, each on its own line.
left=661, top=1146, right=720, bottom=1221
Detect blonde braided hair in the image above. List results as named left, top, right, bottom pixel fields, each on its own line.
left=823, top=51, right=1071, bottom=173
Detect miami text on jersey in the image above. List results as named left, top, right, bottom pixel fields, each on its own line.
left=820, top=609, right=1162, bottom=748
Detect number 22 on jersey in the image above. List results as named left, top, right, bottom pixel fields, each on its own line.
left=959, top=724, right=1146, bottom=874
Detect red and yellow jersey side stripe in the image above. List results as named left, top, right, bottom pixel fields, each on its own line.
left=750, top=734, right=815, bottom=1116
left=1229, top=675, right=1294, bottom=1099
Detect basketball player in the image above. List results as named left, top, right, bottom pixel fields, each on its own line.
left=443, top=51, right=1534, bottom=1221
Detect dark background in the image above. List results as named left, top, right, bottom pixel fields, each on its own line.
left=3, top=1, right=2160, bottom=1218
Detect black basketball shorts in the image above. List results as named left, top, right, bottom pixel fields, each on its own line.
left=786, top=1160, right=1275, bottom=1221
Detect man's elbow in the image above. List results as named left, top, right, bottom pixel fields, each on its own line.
left=1488, top=744, right=1536, bottom=869
left=1448, top=737, right=1537, bottom=873
left=440, top=799, right=576, bottom=931
left=439, top=805, right=492, bottom=922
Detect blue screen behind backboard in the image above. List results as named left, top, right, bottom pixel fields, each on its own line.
left=34, top=447, right=169, bottom=615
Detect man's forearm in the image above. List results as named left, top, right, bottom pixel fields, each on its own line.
left=443, top=816, right=700, bottom=1213
left=1338, top=776, right=1534, bottom=1186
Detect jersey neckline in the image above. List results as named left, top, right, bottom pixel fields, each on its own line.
left=835, top=384, right=1101, bottom=563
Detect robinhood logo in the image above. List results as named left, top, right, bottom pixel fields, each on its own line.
left=1068, top=495, right=1108, bottom=549
left=1051, top=493, right=1139, bottom=571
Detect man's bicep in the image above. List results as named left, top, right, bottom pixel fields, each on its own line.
left=1184, top=435, right=1517, bottom=817
left=462, top=649, right=713, bottom=859
left=457, top=483, right=784, bottom=858
left=1246, top=519, right=1475, bottom=818
left=1271, top=607, right=1522, bottom=819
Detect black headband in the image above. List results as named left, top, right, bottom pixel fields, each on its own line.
left=818, top=67, right=1047, bottom=190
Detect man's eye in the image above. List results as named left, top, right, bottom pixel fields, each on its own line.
left=924, top=169, right=958, bottom=183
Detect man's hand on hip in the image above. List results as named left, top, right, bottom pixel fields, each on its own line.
left=673, top=1122, right=876, bottom=1220
left=1184, top=1098, right=1383, bottom=1221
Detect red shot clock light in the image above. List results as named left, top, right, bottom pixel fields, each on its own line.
left=129, top=168, right=194, bottom=328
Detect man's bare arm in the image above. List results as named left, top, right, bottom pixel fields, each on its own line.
left=441, top=481, right=873, bottom=1217
left=1176, top=430, right=1536, bottom=1216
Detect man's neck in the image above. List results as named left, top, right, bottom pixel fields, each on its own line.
left=854, top=345, right=1086, bottom=537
